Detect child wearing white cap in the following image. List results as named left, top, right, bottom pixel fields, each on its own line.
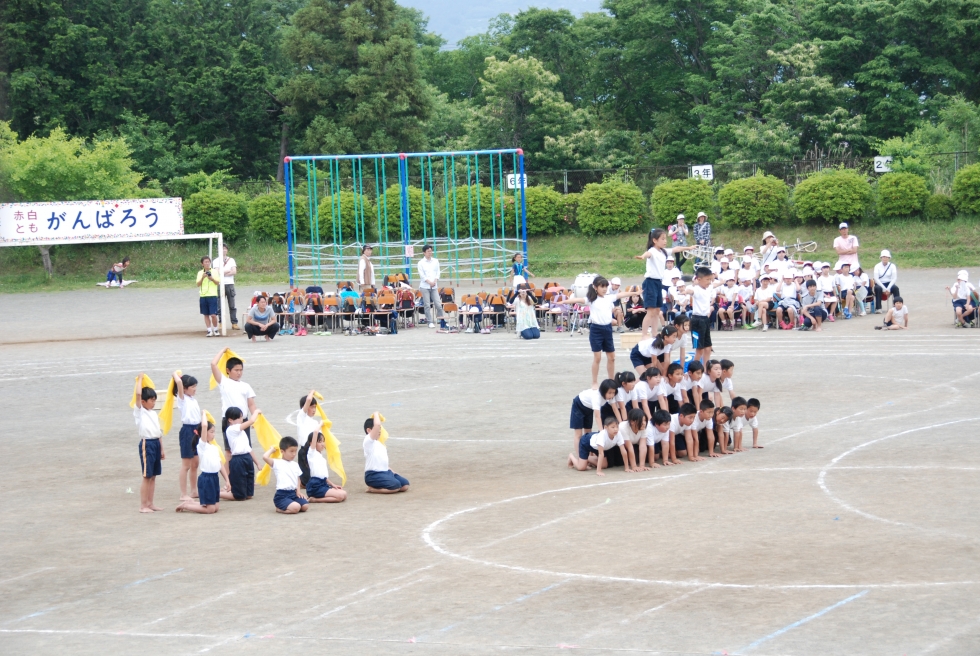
left=753, top=275, right=775, bottom=331
left=835, top=263, right=857, bottom=319
left=774, top=271, right=801, bottom=329
left=817, top=263, right=837, bottom=320
left=946, top=271, right=977, bottom=327
left=873, top=250, right=899, bottom=312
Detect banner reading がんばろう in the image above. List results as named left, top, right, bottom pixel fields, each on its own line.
left=0, top=198, right=183, bottom=244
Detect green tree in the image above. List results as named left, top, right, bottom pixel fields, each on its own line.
left=719, top=174, right=788, bottom=227
left=793, top=169, right=871, bottom=225
left=576, top=178, right=644, bottom=236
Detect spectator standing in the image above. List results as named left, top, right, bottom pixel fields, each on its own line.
left=197, top=256, right=220, bottom=337
left=834, top=222, right=860, bottom=271
left=221, top=245, right=240, bottom=330
left=872, top=250, right=899, bottom=312
left=357, top=245, right=376, bottom=292
left=668, top=214, right=689, bottom=270
left=692, top=212, right=711, bottom=267
left=417, top=245, right=447, bottom=329
left=106, top=257, right=130, bottom=287
left=244, top=296, right=279, bottom=341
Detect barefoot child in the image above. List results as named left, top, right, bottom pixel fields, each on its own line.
left=568, top=416, right=631, bottom=476
left=669, top=404, right=698, bottom=464
left=133, top=374, right=164, bottom=513
left=730, top=397, right=748, bottom=452
left=630, top=326, right=679, bottom=377
left=364, top=412, right=410, bottom=493
left=689, top=267, right=715, bottom=364
left=618, top=409, right=651, bottom=472
left=173, top=372, right=201, bottom=502
left=611, top=371, right=637, bottom=422
left=876, top=296, right=909, bottom=330
left=635, top=228, right=696, bottom=337
left=264, top=436, right=309, bottom=514
left=681, top=361, right=705, bottom=407
left=634, top=368, right=662, bottom=422
left=301, top=431, right=348, bottom=503
left=224, top=407, right=261, bottom=500
left=690, top=400, right=716, bottom=459
left=646, top=409, right=673, bottom=467
left=566, top=277, right=633, bottom=388
left=657, top=363, right=685, bottom=414
left=569, top=380, right=618, bottom=449
left=177, top=415, right=231, bottom=513
left=745, top=398, right=763, bottom=448
left=711, top=406, right=734, bottom=456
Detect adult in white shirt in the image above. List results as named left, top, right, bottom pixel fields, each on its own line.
left=221, top=244, right=240, bottom=330
left=872, top=249, right=899, bottom=312
left=417, top=245, right=446, bottom=328
left=357, top=244, right=376, bottom=291
left=833, top=222, right=860, bottom=271
left=211, top=348, right=257, bottom=455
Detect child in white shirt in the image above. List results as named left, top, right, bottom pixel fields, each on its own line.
left=634, top=369, right=663, bottom=422
left=946, top=270, right=977, bottom=327
left=876, top=296, right=909, bottom=331
left=264, top=436, right=309, bottom=514
left=817, top=264, right=838, bottom=320
left=569, top=380, right=618, bottom=449
left=364, top=412, right=410, bottom=493
left=669, top=404, right=698, bottom=464
left=646, top=410, right=674, bottom=467
left=568, top=416, right=631, bottom=476
left=224, top=407, right=261, bottom=501
left=173, top=372, right=202, bottom=502
left=753, top=276, right=775, bottom=331
left=177, top=415, right=232, bottom=513
left=711, top=406, right=734, bottom=456
left=211, top=348, right=257, bottom=457
left=618, top=409, right=651, bottom=471
left=736, top=281, right=756, bottom=328
left=730, top=397, right=748, bottom=452
left=657, top=363, right=686, bottom=414
left=301, top=431, right=348, bottom=503
left=744, top=398, right=763, bottom=448
left=835, top=263, right=856, bottom=319
left=133, top=374, right=163, bottom=513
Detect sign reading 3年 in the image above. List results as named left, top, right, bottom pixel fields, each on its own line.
left=0, top=197, right=183, bottom=245
left=691, top=165, right=714, bottom=181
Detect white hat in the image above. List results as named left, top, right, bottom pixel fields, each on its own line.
left=880, top=249, right=891, bottom=258
left=839, top=222, right=848, bottom=229
left=743, top=245, right=754, bottom=252
left=775, top=246, right=787, bottom=254
left=762, top=231, right=775, bottom=240
left=821, top=262, right=831, bottom=269
left=677, top=213, right=685, bottom=220
left=957, top=270, right=969, bottom=281
left=721, top=270, right=736, bottom=281
left=802, top=266, right=815, bottom=276
left=720, top=257, right=730, bottom=263
left=697, top=211, right=708, bottom=218
left=782, top=271, right=793, bottom=279
left=610, top=277, right=622, bottom=286
left=724, top=248, right=734, bottom=255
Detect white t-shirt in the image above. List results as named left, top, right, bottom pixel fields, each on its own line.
left=669, top=414, right=691, bottom=435
left=674, top=292, right=690, bottom=308
left=816, top=275, right=835, bottom=294
left=221, top=257, right=237, bottom=285
left=657, top=379, right=683, bottom=402
left=664, top=268, right=682, bottom=286
left=618, top=421, right=644, bottom=445
left=197, top=440, right=221, bottom=474
left=363, top=436, right=389, bottom=472
left=615, top=386, right=636, bottom=405
left=669, top=332, right=691, bottom=360
left=873, top=262, right=897, bottom=288
left=691, top=285, right=713, bottom=317
left=692, top=414, right=714, bottom=431
left=226, top=424, right=251, bottom=455
left=307, top=447, right=329, bottom=479
left=272, top=458, right=301, bottom=490
left=710, top=261, right=722, bottom=275
left=589, top=294, right=615, bottom=325
left=738, top=268, right=756, bottom=283
left=295, top=411, right=322, bottom=445
left=636, top=338, right=656, bottom=357
left=721, top=377, right=734, bottom=393
left=953, top=281, right=975, bottom=300
left=754, top=286, right=774, bottom=303
left=646, top=423, right=670, bottom=445
left=634, top=381, right=654, bottom=402
left=737, top=284, right=754, bottom=303
left=889, top=305, right=909, bottom=324
left=778, top=281, right=798, bottom=300
left=219, top=377, right=255, bottom=417
left=578, top=389, right=607, bottom=410
left=589, top=429, right=623, bottom=451
left=720, top=285, right=737, bottom=303
left=134, top=406, right=162, bottom=441
left=835, top=273, right=855, bottom=292
left=176, top=395, right=201, bottom=425
left=681, top=374, right=703, bottom=396
left=645, top=248, right=668, bottom=279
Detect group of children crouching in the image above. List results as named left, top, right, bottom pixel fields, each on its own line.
left=567, top=334, right=762, bottom=475
left=131, top=348, right=409, bottom=514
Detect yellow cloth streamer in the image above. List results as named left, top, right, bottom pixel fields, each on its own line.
left=378, top=413, right=389, bottom=445
left=313, top=402, right=347, bottom=486
left=129, top=374, right=156, bottom=408
left=159, top=371, right=179, bottom=435
left=203, top=410, right=225, bottom=464
left=254, top=414, right=282, bottom=486
left=210, top=349, right=245, bottom=390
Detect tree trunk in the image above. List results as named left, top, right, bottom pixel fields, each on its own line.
left=38, top=246, right=53, bottom=275
left=276, top=122, right=289, bottom=183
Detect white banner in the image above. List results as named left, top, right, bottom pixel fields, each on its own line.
left=0, top=197, right=183, bottom=245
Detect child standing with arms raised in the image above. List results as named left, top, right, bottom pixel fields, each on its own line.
left=172, top=372, right=201, bottom=502
left=133, top=374, right=164, bottom=513
left=211, top=348, right=257, bottom=458
left=635, top=229, right=695, bottom=337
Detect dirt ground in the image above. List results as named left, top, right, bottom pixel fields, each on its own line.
left=1, top=268, right=978, bottom=655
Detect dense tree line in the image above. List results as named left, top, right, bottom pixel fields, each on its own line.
left=2, top=0, right=979, bottom=187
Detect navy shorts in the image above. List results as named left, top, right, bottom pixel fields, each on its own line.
left=569, top=396, right=594, bottom=430
left=643, top=277, right=663, bottom=308
left=364, top=469, right=410, bottom=490
left=179, top=423, right=198, bottom=459
left=589, top=323, right=614, bottom=352
left=306, top=476, right=334, bottom=498
left=630, top=345, right=652, bottom=369
left=229, top=453, right=254, bottom=500
left=690, top=314, right=712, bottom=348
left=139, top=438, right=162, bottom=478
left=197, top=471, right=220, bottom=505
left=273, top=489, right=308, bottom=511
left=200, top=296, right=218, bottom=316
left=578, top=433, right=599, bottom=459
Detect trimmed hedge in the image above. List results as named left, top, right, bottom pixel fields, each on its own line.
left=952, top=163, right=980, bottom=215
left=183, top=188, right=248, bottom=240
left=523, top=185, right=566, bottom=236
left=877, top=172, right=929, bottom=219
left=792, top=169, right=871, bottom=224
left=718, top=175, right=788, bottom=228
left=247, top=191, right=311, bottom=241
left=383, top=185, right=440, bottom=240
left=318, top=191, right=377, bottom=243
left=650, top=178, right=714, bottom=225
left=577, top=179, right=644, bottom=236
left=924, top=193, right=956, bottom=222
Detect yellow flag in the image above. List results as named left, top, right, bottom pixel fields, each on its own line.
left=130, top=374, right=156, bottom=408
left=210, top=350, right=245, bottom=390
left=159, top=371, right=180, bottom=435
left=203, top=410, right=225, bottom=464
left=314, top=403, right=346, bottom=486
left=254, top=414, right=282, bottom=486
left=378, top=413, right=389, bottom=444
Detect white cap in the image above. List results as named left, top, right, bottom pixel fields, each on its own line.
left=802, top=266, right=814, bottom=276
left=720, top=257, right=730, bottom=263
left=721, top=270, right=736, bottom=281
left=880, top=249, right=891, bottom=258
left=762, top=231, right=775, bottom=240
left=839, top=222, right=848, bottom=229
left=610, top=277, right=622, bottom=286
left=676, top=213, right=685, bottom=220
left=697, top=211, right=708, bottom=218
left=821, top=262, right=831, bottom=269
left=724, top=248, right=734, bottom=255
left=744, top=245, right=754, bottom=252
left=782, top=271, right=793, bottom=278
left=958, top=270, right=969, bottom=281
left=775, top=246, right=787, bottom=254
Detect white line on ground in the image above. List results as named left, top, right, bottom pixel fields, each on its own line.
left=0, top=568, right=55, bottom=587
left=581, top=586, right=714, bottom=640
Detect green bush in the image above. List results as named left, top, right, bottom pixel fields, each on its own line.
left=183, top=188, right=248, bottom=239
left=523, top=186, right=566, bottom=236
left=561, top=192, right=581, bottom=232
left=382, top=185, right=442, bottom=239
left=577, top=179, right=644, bottom=236
left=792, top=169, right=871, bottom=225
left=650, top=178, right=714, bottom=225
left=876, top=172, right=929, bottom=219
left=718, top=175, right=788, bottom=228
left=952, top=163, right=980, bottom=215
left=317, top=191, right=376, bottom=243
left=924, top=193, right=956, bottom=222
left=247, top=192, right=312, bottom=241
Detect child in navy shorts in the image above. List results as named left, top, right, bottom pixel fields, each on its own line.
left=224, top=407, right=260, bottom=501
left=176, top=415, right=230, bottom=514
left=133, top=373, right=164, bottom=513
left=363, top=412, right=410, bottom=493
left=264, top=436, right=309, bottom=514
left=172, top=372, right=202, bottom=502
left=300, top=431, right=348, bottom=503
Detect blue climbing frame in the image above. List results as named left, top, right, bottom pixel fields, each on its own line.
left=284, top=149, right=528, bottom=286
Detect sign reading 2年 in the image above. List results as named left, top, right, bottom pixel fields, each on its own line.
left=0, top=197, right=183, bottom=244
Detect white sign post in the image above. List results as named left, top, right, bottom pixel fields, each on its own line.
left=0, top=197, right=183, bottom=245
left=873, top=156, right=893, bottom=173
left=506, top=174, right=527, bottom=189
left=691, top=165, right=714, bottom=181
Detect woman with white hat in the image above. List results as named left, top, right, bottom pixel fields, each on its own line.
left=872, top=250, right=899, bottom=312
left=760, top=231, right=779, bottom=268
left=668, top=214, right=689, bottom=270
left=692, top=212, right=711, bottom=266
left=946, top=270, right=977, bottom=327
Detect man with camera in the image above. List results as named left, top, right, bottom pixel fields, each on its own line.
left=197, top=256, right=221, bottom=337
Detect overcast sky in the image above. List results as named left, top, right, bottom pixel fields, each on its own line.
left=401, top=0, right=603, bottom=47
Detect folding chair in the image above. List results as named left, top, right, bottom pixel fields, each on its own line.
left=376, top=292, right=396, bottom=332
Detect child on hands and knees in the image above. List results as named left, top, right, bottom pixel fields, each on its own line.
left=670, top=403, right=700, bottom=463
left=745, top=398, right=763, bottom=448
left=618, top=408, right=651, bottom=472
left=177, top=416, right=231, bottom=513
left=364, top=412, right=410, bottom=493
left=134, top=374, right=164, bottom=512
left=730, top=397, right=748, bottom=452
left=568, top=416, right=632, bottom=476
left=646, top=410, right=674, bottom=468
left=224, top=407, right=261, bottom=500
left=173, top=372, right=201, bottom=502
left=876, top=296, right=909, bottom=330
left=569, top=380, right=617, bottom=450
left=265, top=436, right=309, bottom=514
left=301, top=432, right=348, bottom=503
